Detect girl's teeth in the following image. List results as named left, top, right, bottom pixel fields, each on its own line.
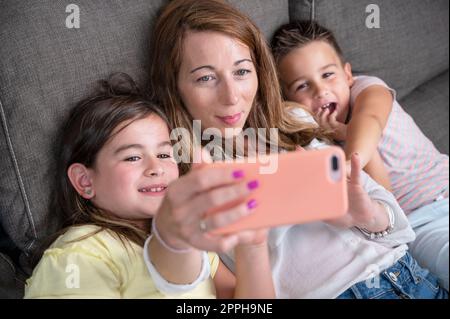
left=140, top=187, right=165, bottom=193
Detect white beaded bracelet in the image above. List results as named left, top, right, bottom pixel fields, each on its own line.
left=151, top=218, right=192, bottom=254
left=143, top=235, right=211, bottom=295
left=358, top=201, right=395, bottom=239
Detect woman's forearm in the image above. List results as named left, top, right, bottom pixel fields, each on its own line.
left=356, top=200, right=390, bottom=233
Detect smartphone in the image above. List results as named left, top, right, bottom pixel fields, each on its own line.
left=205, top=146, right=348, bottom=235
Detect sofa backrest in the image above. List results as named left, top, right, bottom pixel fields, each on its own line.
left=290, top=0, right=449, bottom=101
left=290, top=0, right=449, bottom=155
left=0, top=0, right=289, bottom=274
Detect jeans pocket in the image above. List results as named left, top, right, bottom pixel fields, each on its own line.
left=393, top=253, right=443, bottom=298
left=404, top=252, right=441, bottom=291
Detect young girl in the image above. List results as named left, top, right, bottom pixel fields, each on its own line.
left=149, top=0, right=448, bottom=298
left=24, top=73, right=274, bottom=298
left=271, top=20, right=449, bottom=291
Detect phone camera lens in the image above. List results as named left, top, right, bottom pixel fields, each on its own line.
left=331, top=155, right=339, bottom=171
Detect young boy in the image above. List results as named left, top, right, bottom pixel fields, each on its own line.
left=271, top=20, right=449, bottom=290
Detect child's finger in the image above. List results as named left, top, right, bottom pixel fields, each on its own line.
left=329, top=111, right=339, bottom=127
left=349, top=153, right=362, bottom=185
left=317, top=108, right=329, bottom=126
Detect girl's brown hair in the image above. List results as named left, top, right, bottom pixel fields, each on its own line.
left=150, top=0, right=329, bottom=166
left=55, top=73, right=169, bottom=250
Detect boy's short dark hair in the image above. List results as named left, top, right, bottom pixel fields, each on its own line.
left=271, top=20, right=345, bottom=65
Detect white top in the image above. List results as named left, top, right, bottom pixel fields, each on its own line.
left=220, top=109, right=416, bottom=298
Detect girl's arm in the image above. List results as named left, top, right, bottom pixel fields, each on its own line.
left=345, top=85, right=393, bottom=174
left=145, top=151, right=264, bottom=289
left=148, top=229, right=203, bottom=285
left=214, top=235, right=275, bottom=299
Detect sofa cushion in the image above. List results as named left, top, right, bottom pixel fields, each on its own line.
left=0, top=0, right=165, bottom=271
left=400, top=70, right=449, bottom=155
left=0, top=253, right=25, bottom=298
left=289, top=0, right=449, bottom=100
left=0, top=0, right=289, bottom=274
left=230, top=0, right=289, bottom=39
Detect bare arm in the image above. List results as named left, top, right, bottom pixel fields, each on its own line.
left=345, top=85, right=393, bottom=168
left=364, top=150, right=392, bottom=191
left=327, top=153, right=390, bottom=233
left=148, top=232, right=203, bottom=285
left=214, top=238, right=275, bottom=299
left=233, top=240, right=274, bottom=298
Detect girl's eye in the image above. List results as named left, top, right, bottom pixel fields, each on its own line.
left=157, top=153, right=171, bottom=159
left=197, top=75, right=215, bottom=82
left=234, top=69, right=251, bottom=77
left=323, top=72, right=334, bottom=78
left=125, top=156, right=141, bottom=162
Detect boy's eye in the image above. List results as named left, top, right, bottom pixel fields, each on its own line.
left=234, top=69, right=251, bottom=77
left=125, top=156, right=141, bottom=162
left=296, top=83, right=309, bottom=92
left=323, top=72, right=334, bottom=78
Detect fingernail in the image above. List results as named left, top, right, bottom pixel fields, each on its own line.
left=247, top=199, right=258, bottom=210
left=233, top=170, right=245, bottom=179
left=247, top=180, right=259, bottom=190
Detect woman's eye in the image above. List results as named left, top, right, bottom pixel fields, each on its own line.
left=158, top=153, right=171, bottom=159
left=125, top=156, right=141, bottom=162
left=234, top=69, right=251, bottom=77
left=197, top=75, right=214, bottom=82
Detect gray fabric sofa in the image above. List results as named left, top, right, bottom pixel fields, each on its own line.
left=0, top=0, right=448, bottom=298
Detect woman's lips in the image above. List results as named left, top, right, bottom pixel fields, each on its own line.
left=217, top=112, right=242, bottom=125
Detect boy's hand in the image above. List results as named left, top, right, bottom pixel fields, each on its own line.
left=315, top=108, right=347, bottom=141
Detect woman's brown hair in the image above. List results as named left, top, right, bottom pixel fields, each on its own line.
left=150, top=0, right=329, bottom=166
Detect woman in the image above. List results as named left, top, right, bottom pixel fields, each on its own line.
left=148, top=0, right=447, bottom=299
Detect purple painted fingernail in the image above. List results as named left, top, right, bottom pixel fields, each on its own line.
left=233, top=170, right=245, bottom=179
left=247, top=180, right=259, bottom=190
left=247, top=199, right=258, bottom=210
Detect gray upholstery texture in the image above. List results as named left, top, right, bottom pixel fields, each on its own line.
left=290, top=0, right=449, bottom=154
left=0, top=0, right=289, bottom=298
left=0, top=0, right=448, bottom=298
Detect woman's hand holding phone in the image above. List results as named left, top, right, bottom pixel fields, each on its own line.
left=325, top=153, right=390, bottom=232
left=154, top=148, right=268, bottom=253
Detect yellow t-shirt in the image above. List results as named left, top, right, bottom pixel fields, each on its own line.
left=24, top=225, right=219, bottom=299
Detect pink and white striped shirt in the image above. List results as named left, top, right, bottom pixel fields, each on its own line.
left=350, top=76, right=449, bottom=214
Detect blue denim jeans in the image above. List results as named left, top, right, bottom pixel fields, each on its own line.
left=337, top=252, right=448, bottom=299
left=408, top=197, right=449, bottom=291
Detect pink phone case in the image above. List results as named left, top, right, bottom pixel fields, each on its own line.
left=206, top=146, right=348, bottom=235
